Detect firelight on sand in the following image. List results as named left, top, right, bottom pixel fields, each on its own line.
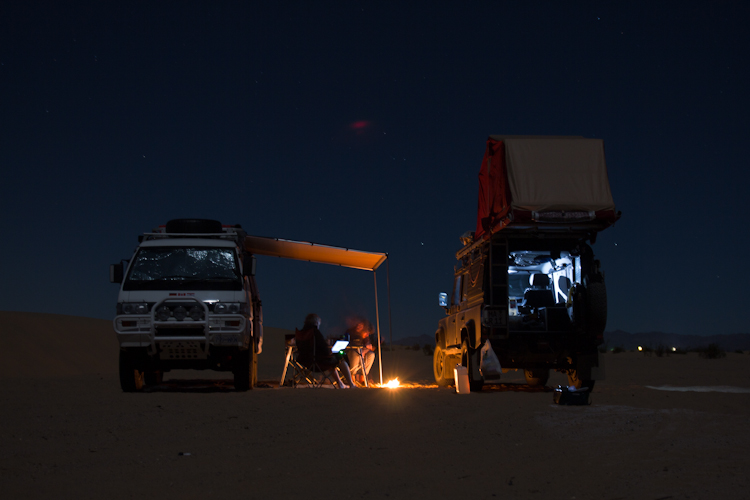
left=383, top=378, right=400, bottom=389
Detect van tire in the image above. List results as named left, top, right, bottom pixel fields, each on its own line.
left=234, top=346, right=257, bottom=391
left=119, top=350, right=144, bottom=392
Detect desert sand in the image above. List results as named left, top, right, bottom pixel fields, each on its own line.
left=1, top=311, right=749, bottom=499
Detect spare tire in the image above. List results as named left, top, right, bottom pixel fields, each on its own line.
left=585, top=280, right=607, bottom=337
left=166, top=219, right=223, bottom=234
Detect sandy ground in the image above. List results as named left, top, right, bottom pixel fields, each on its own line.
left=1, top=311, right=749, bottom=499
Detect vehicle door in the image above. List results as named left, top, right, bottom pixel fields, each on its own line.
left=447, top=272, right=465, bottom=348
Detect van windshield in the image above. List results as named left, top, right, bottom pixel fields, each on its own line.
left=123, top=247, right=242, bottom=291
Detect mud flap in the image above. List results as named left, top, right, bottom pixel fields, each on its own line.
left=590, top=352, right=605, bottom=380
left=578, top=353, right=605, bottom=381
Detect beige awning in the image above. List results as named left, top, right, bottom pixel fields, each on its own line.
left=245, top=234, right=390, bottom=385
left=244, top=235, right=388, bottom=271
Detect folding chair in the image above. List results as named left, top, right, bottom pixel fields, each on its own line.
left=280, top=334, right=343, bottom=388
left=280, top=334, right=313, bottom=387
left=296, top=360, right=342, bottom=388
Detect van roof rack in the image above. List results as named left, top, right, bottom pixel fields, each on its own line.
left=139, top=222, right=247, bottom=245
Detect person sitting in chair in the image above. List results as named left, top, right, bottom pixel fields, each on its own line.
left=344, top=317, right=376, bottom=386
left=295, top=313, right=356, bottom=389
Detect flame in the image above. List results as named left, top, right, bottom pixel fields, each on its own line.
left=383, top=378, right=400, bottom=389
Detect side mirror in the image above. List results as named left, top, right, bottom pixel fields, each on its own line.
left=110, top=263, right=124, bottom=284
left=438, top=292, right=448, bottom=308
left=244, top=255, right=257, bottom=277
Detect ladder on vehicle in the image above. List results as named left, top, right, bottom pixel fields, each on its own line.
left=488, top=235, right=509, bottom=339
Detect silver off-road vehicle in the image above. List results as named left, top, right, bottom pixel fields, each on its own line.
left=434, top=136, right=620, bottom=391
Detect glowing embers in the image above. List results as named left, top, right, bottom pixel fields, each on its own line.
left=383, top=378, right=400, bottom=389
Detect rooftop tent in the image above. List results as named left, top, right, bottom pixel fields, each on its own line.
left=475, top=136, right=618, bottom=239
left=244, top=235, right=390, bottom=384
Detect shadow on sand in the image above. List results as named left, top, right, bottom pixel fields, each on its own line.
left=143, top=379, right=554, bottom=393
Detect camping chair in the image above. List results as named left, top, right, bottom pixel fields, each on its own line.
left=280, top=334, right=316, bottom=387
left=283, top=332, right=345, bottom=388
left=296, top=359, right=343, bottom=388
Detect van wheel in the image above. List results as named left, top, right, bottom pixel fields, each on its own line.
left=119, top=350, right=144, bottom=392
left=234, top=346, right=257, bottom=391
left=433, top=345, right=452, bottom=386
left=461, top=339, right=484, bottom=392
left=524, top=368, right=549, bottom=386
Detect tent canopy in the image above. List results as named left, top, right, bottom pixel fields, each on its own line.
left=244, top=235, right=387, bottom=271
left=475, top=135, right=618, bottom=238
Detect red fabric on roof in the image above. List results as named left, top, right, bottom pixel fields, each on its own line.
left=475, top=137, right=509, bottom=239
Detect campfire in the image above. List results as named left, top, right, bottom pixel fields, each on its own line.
left=383, top=378, right=400, bottom=389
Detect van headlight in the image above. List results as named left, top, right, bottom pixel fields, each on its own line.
left=214, top=302, right=244, bottom=314
left=121, top=303, right=149, bottom=314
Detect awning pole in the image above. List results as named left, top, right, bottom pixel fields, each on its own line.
left=374, top=270, right=383, bottom=386
left=386, top=255, right=393, bottom=350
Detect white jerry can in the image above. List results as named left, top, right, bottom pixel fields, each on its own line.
left=454, top=364, right=470, bottom=394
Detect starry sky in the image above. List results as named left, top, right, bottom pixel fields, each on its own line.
left=2, top=1, right=748, bottom=340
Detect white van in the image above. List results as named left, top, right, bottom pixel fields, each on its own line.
left=110, top=219, right=262, bottom=391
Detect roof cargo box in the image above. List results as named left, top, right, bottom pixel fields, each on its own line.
left=475, top=136, right=620, bottom=239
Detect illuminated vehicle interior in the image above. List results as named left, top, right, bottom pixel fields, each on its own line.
left=507, top=250, right=581, bottom=319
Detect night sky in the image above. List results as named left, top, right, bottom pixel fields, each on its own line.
left=2, top=1, right=748, bottom=340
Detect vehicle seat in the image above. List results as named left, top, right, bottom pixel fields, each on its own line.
left=523, top=274, right=555, bottom=309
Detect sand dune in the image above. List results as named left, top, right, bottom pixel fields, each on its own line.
left=1, top=312, right=749, bottom=499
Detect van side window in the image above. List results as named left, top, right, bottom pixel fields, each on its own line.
left=453, top=274, right=463, bottom=306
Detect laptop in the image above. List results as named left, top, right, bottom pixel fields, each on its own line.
left=331, top=340, right=349, bottom=353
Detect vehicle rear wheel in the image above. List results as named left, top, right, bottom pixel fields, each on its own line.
left=433, top=345, right=451, bottom=386
left=524, top=368, right=550, bottom=386
left=119, top=350, right=144, bottom=392
left=461, top=339, right=484, bottom=392
left=566, top=369, right=595, bottom=391
left=234, top=345, right=257, bottom=391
